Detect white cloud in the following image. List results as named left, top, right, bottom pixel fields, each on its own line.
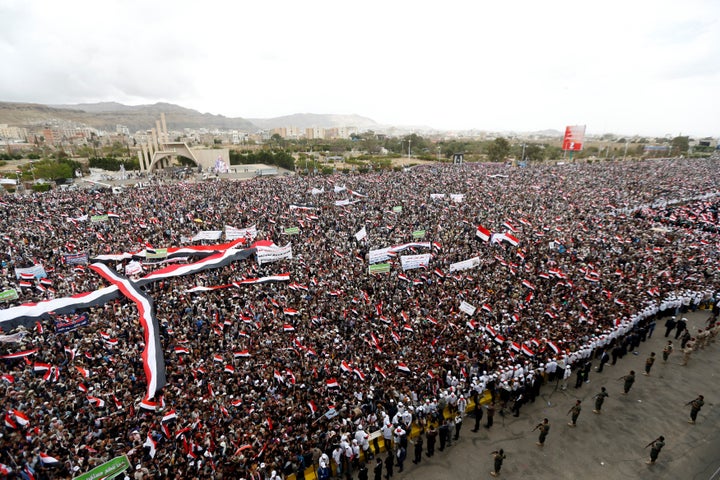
left=0, top=0, right=718, bottom=137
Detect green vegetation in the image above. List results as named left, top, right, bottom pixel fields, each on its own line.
left=88, top=157, right=140, bottom=171
left=229, top=150, right=295, bottom=170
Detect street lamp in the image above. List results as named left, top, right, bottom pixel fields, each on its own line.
left=407, top=138, right=412, bottom=158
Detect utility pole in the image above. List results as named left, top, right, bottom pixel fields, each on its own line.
left=408, top=138, right=412, bottom=158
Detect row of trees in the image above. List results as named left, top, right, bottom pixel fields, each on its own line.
left=228, top=150, right=295, bottom=170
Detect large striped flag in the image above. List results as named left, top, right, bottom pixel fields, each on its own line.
left=89, top=263, right=166, bottom=404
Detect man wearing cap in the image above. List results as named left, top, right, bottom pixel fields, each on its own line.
left=453, top=411, right=463, bottom=441
left=675, top=317, right=687, bottom=339
left=664, top=316, right=676, bottom=337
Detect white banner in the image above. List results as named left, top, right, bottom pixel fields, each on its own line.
left=459, top=301, right=476, bottom=316
left=368, top=247, right=394, bottom=264
left=333, top=185, right=346, bottom=193
left=368, top=242, right=431, bottom=264
left=449, top=194, right=464, bottom=203
left=125, top=260, right=144, bottom=276
left=310, top=187, right=324, bottom=195
left=355, top=226, right=367, bottom=242
left=430, top=194, right=446, bottom=200
left=401, top=253, right=432, bottom=271
left=225, top=225, right=258, bottom=240
left=334, top=199, right=360, bottom=207
left=256, top=243, right=293, bottom=265
left=14, top=265, right=47, bottom=279
left=449, top=256, right=481, bottom=273
left=191, top=230, right=223, bottom=241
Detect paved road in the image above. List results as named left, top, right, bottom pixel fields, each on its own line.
left=388, top=310, right=720, bottom=480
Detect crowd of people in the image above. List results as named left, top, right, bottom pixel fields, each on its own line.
left=0, top=154, right=718, bottom=479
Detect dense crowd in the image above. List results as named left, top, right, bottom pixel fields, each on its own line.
left=0, top=155, right=718, bottom=479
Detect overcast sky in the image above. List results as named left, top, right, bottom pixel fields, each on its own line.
left=1, top=0, right=718, bottom=137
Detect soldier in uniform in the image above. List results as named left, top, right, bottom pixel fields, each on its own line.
left=662, top=341, right=673, bottom=362
left=490, top=449, right=506, bottom=477
left=593, top=387, right=609, bottom=414
left=621, top=370, right=636, bottom=394
left=646, top=436, right=665, bottom=465
left=567, top=400, right=582, bottom=427
left=687, top=395, right=704, bottom=424
left=535, top=418, right=550, bottom=446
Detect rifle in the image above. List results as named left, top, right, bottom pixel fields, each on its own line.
left=532, top=423, right=542, bottom=432
left=685, top=398, right=698, bottom=407
left=644, top=437, right=662, bottom=449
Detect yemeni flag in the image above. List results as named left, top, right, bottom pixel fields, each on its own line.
left=353, top=368, right=366, bottom=381
left=39, top=453, right=61, bottom=467
left=233, top=350, right=251, bottom=358
left=143, top=435, right=157, bottom=459
left=340, top=360, right=352, bottom=373
left=397, top=362, right=411, bottom=374
left=11, top=409, right=29, bottom=427
left=174, top=346, right=190, bottom=355
left=307, top=400, right=318, bottom=415
left=476, top=225, right=491, bottom=242
left=521, top=345, right=535, bottom=357
left=0, top=348, right=38, bottom=359
left=224, top=364, right=235, bottom=374
left=4, top=413, right=17, bottom=429
left=282, top=324, right=296, bottom=332
left=33, top=362, right=51, bottom=373
left=231, top=398, right=243, bottom=407
left=139, top=398, right=158, bottom=411
left=87, top=396, right=106, bottom=408
left=326, top=378, right=340, bottom=389
left=546, top=341, right=560, bottom=355
left=374, top=365, right=387, bottom=379
left=89, top=263, right=166, bottom=404
left=162, top=409, right=178, bottom=423
left=283, top=308, right=299, bottom=316
left=1, top=374, right=14, bottom=384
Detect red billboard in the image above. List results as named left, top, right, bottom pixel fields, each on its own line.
left=561, top=125, right=586, bottom=151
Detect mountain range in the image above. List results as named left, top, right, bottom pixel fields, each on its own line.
left=0, top=101, right=381, bottom=133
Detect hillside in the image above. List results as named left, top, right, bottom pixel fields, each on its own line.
left=0, top=101, right=258, bottom=133
left=248, top=113, right=378, bottom=130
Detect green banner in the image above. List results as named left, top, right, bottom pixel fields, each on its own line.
left=0, top=289, right=18, bottom=302
left=90, top=214, right=109, bottom=223
left=284, top=227, right=300, bottom=235
left=146, top=248, right=168, bottom=259
left=75, top=455, right=130, bottom=480
left=412, top=230, right=426, bottom=239
left=392, top=206, right=402, bottom=213
left=368, top=263, right=391, bottom=274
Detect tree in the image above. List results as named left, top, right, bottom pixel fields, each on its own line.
left=670, top=136, right=689, bottom=155
left=523, top=143, right=545, bottom=162
left=486, top=138, right=511, bottom=162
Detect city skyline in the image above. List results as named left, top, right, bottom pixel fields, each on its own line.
left=1, top=0, right=718, bottom=138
